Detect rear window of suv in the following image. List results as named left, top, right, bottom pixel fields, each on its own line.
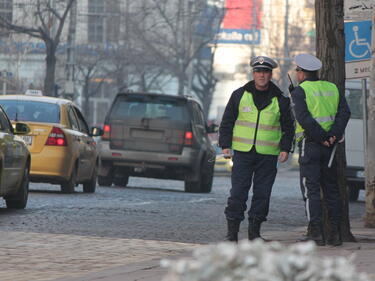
left=110, top=95, right=188, bottom=122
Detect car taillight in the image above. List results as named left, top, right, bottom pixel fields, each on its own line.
left=184, top=131, right=193, bottom=146
left=45, top=127, right=67, bottom=146
left=102, top=124, right=110, bottom=140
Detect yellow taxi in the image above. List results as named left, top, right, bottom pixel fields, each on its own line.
left=0, top=106, right=31, bottom=208
left=213, top=144, right=233, bottom=175
left=0, top=94, right=102, bottom=193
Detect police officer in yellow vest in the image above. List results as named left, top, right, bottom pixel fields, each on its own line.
left=219, top=56, right=294, bottom=242
left=291, top=54, right=350, bottom=246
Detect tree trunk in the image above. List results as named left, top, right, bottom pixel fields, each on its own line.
left=315, top=0, right=355, bottom=241
left=83, top=77, right=90, bottom=119
left=44, top=44, right=57, bottom=97
left=364, top=10, right=375, bottom=227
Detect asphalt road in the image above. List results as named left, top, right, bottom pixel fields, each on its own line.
left=0, top=165, right=366, bottom=244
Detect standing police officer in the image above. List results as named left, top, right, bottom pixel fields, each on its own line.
left=291, top=53, right=350, bottom=246
left=219, top=56, right=294, bottom=242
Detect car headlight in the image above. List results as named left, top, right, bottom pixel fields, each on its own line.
left=356, top=170, right=365, bottom=178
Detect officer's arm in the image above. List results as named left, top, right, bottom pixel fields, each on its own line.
left=219, top=91, right=240, bottom=149
left=278, top=95, right=295, bottom=152
left=327, top=92, right=351, bottom=139
left=291, top=86, right=328, bottom=143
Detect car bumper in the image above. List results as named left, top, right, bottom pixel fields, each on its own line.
left=30, top=147, right=73, bottom=180
left=98, top=141, right=198, bottom=167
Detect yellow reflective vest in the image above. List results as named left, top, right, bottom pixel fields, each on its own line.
left=295, top=80, right=339, bottom=142
left=232, top=91, right=281, bottom=155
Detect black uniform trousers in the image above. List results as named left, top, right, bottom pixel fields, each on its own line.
left=225, top=147, right=278, bottom=222
left=298, top=139, right=342, bottom=226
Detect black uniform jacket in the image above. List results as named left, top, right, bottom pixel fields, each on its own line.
left=291, top=78, right=351, bottom=143
left=219, top=80, right=295, bottom=152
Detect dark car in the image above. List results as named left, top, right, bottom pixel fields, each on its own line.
left=98, top=92, right=216, bottom=193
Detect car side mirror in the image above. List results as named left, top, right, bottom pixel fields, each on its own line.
left=206, top=123, right=218, bottom=134
left=90, top=126, right=103, bottom=137
left=14, top=122, right=30, bottom=135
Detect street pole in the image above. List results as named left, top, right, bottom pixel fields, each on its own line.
left=2, top=70, right=6, bottom=95
left=364, top=9, right=375, bottom=227
left=65, top=0, right=77, bottom=99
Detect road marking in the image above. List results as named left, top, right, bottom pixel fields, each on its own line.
left=188, top=198, right=216, bottom=203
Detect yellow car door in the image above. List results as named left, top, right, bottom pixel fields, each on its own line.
left=72, top=106, right=96, bottom=180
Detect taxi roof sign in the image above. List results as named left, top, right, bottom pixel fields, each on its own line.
left=25, top=89, right=43, bottom=96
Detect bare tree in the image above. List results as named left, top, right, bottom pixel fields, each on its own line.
left=315, top=0, right=355, bottom=242
left=131, top=0, right=222, bottom=96
left=0, top=0, right=76, bottom=96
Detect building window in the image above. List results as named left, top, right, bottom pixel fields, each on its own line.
left=87, top=0, right=119, bottom=44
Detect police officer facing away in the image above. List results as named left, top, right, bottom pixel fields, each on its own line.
left=219, top=56, right=294, bottom=242
left=291, top=54, right=351, bottom=246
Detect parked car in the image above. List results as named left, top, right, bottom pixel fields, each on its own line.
left=0, top=105, right=31, bottom=208
left=98, top=92, right=216, bottom=193
left=345, top=79, right=366, bottom=201
left=0, top=95, right=102, bottom=193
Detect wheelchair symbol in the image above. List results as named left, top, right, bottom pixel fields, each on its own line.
left=349, top=25, right=371, bottom=59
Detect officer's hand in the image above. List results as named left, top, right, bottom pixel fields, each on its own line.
left=321, top=141, right=330, bottom=147
left=222, top=148, right=233, bottom=159
left=278, top=151, right=289, bottom=163
left=329, top=136, right=336, bottom=145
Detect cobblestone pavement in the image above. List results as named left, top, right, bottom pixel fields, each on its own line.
left=0, top=231, right=198, bottom=281
left=0, top=165, right=368, bottom=280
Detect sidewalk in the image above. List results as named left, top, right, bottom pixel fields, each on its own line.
left=52, top=218, right=375, bottom=281
left=0, top=219, right=373, bottom=281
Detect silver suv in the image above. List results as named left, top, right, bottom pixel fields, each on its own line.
left=98, top=92, right=216, bottom=193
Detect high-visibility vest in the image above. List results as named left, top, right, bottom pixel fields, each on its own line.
left=295, top=80, right=339, bottom=142
left=232, top=91, right=281, bottom=155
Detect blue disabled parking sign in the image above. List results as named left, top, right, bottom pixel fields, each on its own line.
left=345, top=20, right=372, bottom=62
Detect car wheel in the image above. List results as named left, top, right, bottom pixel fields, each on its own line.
left=348, top=185, right=360, bottom=202
left=6, top=163, right=29, bottom=209
left=200, top=166, right=214, bottom=193
left=61, top=166, right=77, bottom=193
left=98, top=173, right=113, bottom=187
left=83, top=164, right=97, bottom=193
left=113, top=175, right=129, bottom=187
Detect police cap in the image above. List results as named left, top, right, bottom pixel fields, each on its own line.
left=250, top=56, right=278, bottom=71
left=294, top=53, right=322, bottom=71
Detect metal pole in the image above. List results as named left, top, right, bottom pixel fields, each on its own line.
left=2, top=70, right=6, bottom=95
left=364, top=8, right=375, bottom=227
left=362, top=78, right=368, bottom=157
left=65, top=0, right=77, bottom=99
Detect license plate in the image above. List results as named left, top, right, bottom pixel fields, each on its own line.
left=20, top=135, right=33, bottom=146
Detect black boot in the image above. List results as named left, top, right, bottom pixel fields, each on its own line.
left=307, top=223, right=325, bottom=246
left=248, top=218, right=263, bottom=240
left=328, top=224, right=342, bottom=246
left=226, top=219, right=240, bottom=242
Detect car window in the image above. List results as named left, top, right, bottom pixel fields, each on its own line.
left=0, top=100, right=60, bottom=123
left=73, top=107, right=89, bottom=134
left=0, top=107, right=11, bottom=132
left=110, top=96, right=188, bottom=122
left=191, top=102, right=205, bottom=127
left=67, top=106, right=80, bottom=131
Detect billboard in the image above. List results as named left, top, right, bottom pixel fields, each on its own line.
left=216, top=0, right=262, bottom=45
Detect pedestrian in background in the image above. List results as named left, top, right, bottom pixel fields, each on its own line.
left=291, top=53, right=351, bottom=246
left=219, top=56, right=294, bottom=242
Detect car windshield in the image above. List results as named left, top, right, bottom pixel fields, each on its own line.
left=111, top=96, right=188, bottom=122
left=0, top=100, right=60, bottom=123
